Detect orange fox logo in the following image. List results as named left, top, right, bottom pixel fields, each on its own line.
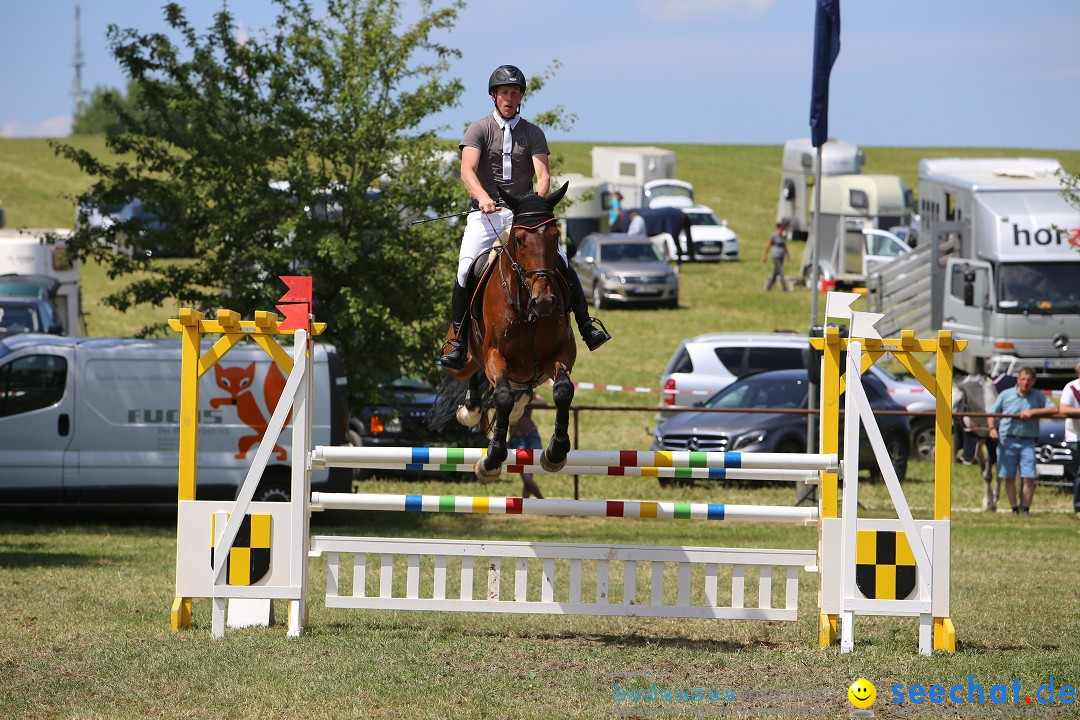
left=210, top=363, right=291, bottom=460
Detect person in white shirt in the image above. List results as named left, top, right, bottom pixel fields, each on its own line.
left=1059, top=362, right=1080, bottom=514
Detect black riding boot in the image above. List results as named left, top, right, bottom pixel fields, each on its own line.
left=561, top=262, right=611, bottom=351
left=437, top=283, right=470, bottom=370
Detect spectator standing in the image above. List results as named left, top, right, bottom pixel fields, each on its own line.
left=987, top=367, right=1051, bottom=513
left=509, top=392, right=546, bottom=499
left=763, top=220, right=791, bottom=292
left=1059, top=361, right=1080, bottom=516
left=608, top=191, right=624, bottom=230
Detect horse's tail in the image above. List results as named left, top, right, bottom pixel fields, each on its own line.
left=427, top=374, right=490, bottom=433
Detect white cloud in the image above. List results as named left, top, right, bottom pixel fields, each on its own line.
left=0, top=115, right=73, bottom=138
left=637, top=0, right=775, bottom=22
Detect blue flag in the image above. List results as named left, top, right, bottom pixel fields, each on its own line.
left=809, top=0, right=841, bottom=148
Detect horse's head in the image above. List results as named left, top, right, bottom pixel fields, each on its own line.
left=497, top=181, right=569, bottom=320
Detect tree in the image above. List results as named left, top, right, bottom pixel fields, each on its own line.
left=53, top=0, right=467, bottom=403
left=71, top=80, right=145, bottom=136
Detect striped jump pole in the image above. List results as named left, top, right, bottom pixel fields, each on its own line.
left=310, top=492, right=819, bottom=524
left=311, top=446, right=839, bottom=472
left=339, top=463, right=819, bottom=483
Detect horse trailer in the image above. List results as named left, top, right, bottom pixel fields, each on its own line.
left=868, top=157, right=1080, bottom=377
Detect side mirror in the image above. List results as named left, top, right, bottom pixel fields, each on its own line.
left=963, top=269, right=976, bottom=307
left=48, top=323, right=65, bottom=335
left=565, top=241, right=577, bottom=260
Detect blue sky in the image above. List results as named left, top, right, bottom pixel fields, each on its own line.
left=3, top=0, right=1078, bottom=149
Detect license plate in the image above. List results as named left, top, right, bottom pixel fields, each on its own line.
left=1037, top=463, right=1063, bottom=476
left=630, top=288, right=661, bottom=296
left=696, top=244, right=720, bottom=254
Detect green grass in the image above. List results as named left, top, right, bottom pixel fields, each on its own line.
left=3, top=137, right=1080, bottom=718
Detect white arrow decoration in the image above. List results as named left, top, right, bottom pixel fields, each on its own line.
left=850, top=311, right=884, bottom=339
left=824, top=291, right=862, bottom=321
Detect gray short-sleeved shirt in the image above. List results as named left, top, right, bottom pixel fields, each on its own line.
left=460, top=113, right=549, bottom=199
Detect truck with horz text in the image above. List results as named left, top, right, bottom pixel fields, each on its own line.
left=868, top=157, right=1080, bottom=377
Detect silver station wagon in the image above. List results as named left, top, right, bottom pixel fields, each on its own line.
left=570, top=233, right=679, bottom=309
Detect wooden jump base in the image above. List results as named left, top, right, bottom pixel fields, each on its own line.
left=171, top=293, right=962, bottom=655
left=312, top=536, right=814, bottom=621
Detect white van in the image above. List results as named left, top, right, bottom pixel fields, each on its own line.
left=0, top=334, right=351, bottom=504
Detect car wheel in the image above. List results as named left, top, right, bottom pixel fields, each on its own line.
left=665, top=295, right=679, bottom=309
left=870, top=433, right=909, bottom=483
left=592, top=284, right=605, bottom=310
left=776, top=439, right=803, bottom=454
left=347, top=428, right=369, bottom=481
left=910, top=419, right=934, bottom=461
left=252, top=472, right=290, bottom=503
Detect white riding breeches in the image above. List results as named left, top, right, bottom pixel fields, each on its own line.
left=456, top=207, right=568, bottom=287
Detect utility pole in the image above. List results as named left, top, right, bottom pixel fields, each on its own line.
left=72, top=5, right=85, bottom=121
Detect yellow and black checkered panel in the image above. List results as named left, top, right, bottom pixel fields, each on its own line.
left=210, top=513, right=271, bottom=586
left=855, top=529, right=916, bottom=600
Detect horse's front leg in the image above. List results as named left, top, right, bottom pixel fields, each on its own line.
left=476, top=374, right=514, bottom=482
left=540, top=364, right=574, bottom=472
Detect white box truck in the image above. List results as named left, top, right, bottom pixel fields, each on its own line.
left=0, top=334, right=351, bottom=504
left=0, top=229, right=83, bottom=335
left=776, top=138, right=864, bottom=240
left=868, top=157, right=1080, bottom=376
left=799, top=174, right=914, bottom=288
left=551, top=173, right=609, bottom=244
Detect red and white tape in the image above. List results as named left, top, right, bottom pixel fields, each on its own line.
left=544, top=379, right=711, bottom=396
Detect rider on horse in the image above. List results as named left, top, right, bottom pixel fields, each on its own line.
left=438, top=64, right=611, bottom=370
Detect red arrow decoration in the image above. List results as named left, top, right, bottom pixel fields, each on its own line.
left=277, top=276, right=313, bottom=331
left=276, top=303, right=310, bottom=331
left=279, top=275, right=313, bottom=304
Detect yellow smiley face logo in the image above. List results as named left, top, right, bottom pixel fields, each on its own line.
left=848, top=678, right=876, bottom=709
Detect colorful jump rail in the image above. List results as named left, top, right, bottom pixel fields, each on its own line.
left=331, top=463, right=819, bottom=482
left=310, top=446, right=839, bottom=473
left=310, top=492, right=819, bottom=525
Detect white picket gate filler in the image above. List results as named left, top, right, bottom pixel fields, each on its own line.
left=170, top=292, right=963, bottom=654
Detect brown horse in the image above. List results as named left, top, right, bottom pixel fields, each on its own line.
left=442, top=181, right=576, bottom=481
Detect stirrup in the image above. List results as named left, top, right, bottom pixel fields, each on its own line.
left=579, top=316, right=611, bottom=351
left=438, top=335, right=467, bottom=370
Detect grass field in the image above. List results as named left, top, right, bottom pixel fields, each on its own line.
left=2, top=137, right=1080, bottom=718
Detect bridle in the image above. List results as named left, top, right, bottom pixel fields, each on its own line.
left=498, top=213, right=564, bottom=319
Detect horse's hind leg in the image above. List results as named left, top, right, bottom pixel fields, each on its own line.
left=476, top=376, right=513, bottom=482
left=541, top=366, right=574, bottom=472
left=456, top=372, right=483, bottom=428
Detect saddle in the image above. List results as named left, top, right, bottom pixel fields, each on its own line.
left=462, top=230, right=510, bottom=343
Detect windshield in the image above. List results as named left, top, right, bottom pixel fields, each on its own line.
left=997, top=262, right=1080, bottom=314
left=705, top=375, right=807, bottom=409
left=600, top=242, right=664, bottom=262
left=686, top=211, right=720, bottom=227
left=648, top=186, right=692, bottom=201
left=864, top=232, right=908, bottom=258
left=0, top=302, right=43, bottom=333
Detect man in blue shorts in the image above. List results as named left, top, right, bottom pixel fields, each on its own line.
left=987, top=367, right=1050, bottom=514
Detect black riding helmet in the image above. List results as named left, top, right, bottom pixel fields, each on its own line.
left=488, top=65, right=526, bottom=94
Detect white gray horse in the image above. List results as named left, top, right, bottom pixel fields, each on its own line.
left=953, top=374, right=1000, bottom=510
